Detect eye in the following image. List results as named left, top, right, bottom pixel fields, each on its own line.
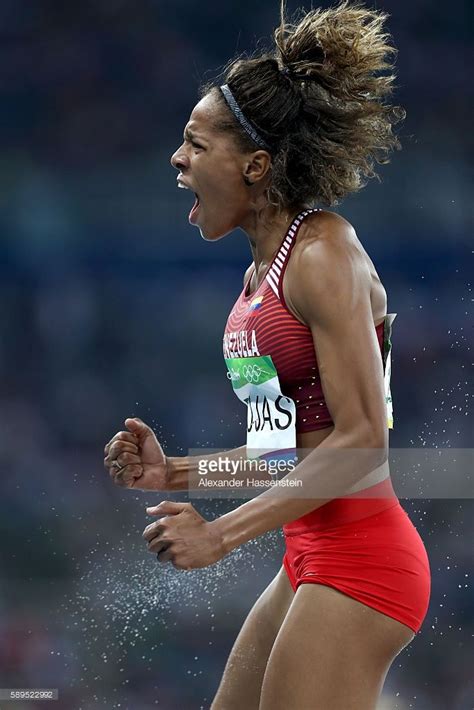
left=191, top=140, right=204, bottom=150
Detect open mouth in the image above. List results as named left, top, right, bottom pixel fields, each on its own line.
left=189, top=193, right=200, bottom=224
left=178, top=180, right=201, bottom=224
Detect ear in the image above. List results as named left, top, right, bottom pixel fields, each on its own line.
left=243, top=150, right=272, bottom=186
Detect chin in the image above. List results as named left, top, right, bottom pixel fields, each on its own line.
left=199, top=230, right=227, bottom=242
left=197, top=221, right=234, bottom=242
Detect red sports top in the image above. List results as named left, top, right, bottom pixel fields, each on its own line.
left=223, top=209, right=386, bottom=435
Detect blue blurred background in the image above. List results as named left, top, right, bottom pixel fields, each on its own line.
left=0, top=1, right=472, bottom=708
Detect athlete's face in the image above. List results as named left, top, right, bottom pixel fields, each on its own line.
left=170, top=93, right=269, bottom=240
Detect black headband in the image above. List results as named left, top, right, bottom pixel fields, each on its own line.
left=219, top=84, right=272, bottom=152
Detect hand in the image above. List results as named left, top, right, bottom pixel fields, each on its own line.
left=143, top=501, right=225, bottom=570
left=104, top=418, right=169, bottom=490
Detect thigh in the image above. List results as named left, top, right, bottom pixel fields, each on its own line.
left=259, top=583, right=415, bottom=710
left=211, top=566, right=294, bottom=710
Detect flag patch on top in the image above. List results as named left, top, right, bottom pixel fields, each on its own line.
left=248, top=296, right=263, bottom=313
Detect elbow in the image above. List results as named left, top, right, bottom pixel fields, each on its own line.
left=358, top=421, right=389, bottom=466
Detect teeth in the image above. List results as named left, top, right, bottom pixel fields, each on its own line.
left=177, top=183, right=189, bottom=190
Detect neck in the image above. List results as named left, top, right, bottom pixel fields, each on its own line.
left=240, top=202, right=307, bottom=276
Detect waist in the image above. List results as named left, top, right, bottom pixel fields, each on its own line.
left=283, top=477, right=398, bottom=536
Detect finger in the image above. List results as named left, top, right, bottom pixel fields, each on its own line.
left=156, top=546, right=174, bottom=563
left=146, top=501, right=188, bottom=516
left=149, top=537, right=170, bottom=554
left=104, top=456, right=123, bottom=471
left=104, top=438, right=137, bottom=458
left=143, top=520, right=167, bottom=542
left=125, top=418, right=153, bottom=437
left=115, top=451, right=141, bottom=468
left=108, top=441, right=139, bottom=458
left=105, top=431, right=139, bottom=451
left=124, top=417, right=151, bottom=435
left=104, top=431, right=139, bottom=456
left=104, top=450, right=140, bottom=469
left=112, top=464, right=143, bottom=487
left=104, top=432, right=139, bottom=457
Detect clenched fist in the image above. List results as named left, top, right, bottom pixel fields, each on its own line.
left=104, top=418, right=169, bottom=490
left=143, top=501, right=225, bottom=569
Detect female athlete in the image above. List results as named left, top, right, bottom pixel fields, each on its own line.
left=104, top=3, right=431, bottom=708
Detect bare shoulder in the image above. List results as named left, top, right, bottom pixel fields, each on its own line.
left=295, top=209, right=361, bottom=253
left=285, top=210, right=385, bottom=325
left=288, top=210, right=368, bottom=284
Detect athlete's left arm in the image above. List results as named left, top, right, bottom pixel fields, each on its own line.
left=211, top=217, right=389, bottom=553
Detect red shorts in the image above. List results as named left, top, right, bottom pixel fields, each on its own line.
left=282, top=481, right=431, bottom=634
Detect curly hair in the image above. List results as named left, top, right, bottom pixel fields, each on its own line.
left=200, top=1, right=406, bottom=209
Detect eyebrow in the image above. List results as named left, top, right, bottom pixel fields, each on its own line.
left=184, top=128, right=206, bottom=143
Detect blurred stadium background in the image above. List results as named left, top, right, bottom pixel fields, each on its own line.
left=0, top=0, right=472, bottom=708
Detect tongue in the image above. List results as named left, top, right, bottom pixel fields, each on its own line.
left=189, top=195, right=200, bottom=223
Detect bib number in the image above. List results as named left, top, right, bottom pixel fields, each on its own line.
left=225, top=355, right=296, bottom=459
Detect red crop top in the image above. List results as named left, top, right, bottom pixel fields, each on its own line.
left=223, top=209, right=388, bottom=436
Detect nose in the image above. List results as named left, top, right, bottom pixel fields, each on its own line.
left=170, top=144, right=188, bottom=171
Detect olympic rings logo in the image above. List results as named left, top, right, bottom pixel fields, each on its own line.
left=242, top=364, right=263, bottom=383
left=227, top=363, right=272, bottom=384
